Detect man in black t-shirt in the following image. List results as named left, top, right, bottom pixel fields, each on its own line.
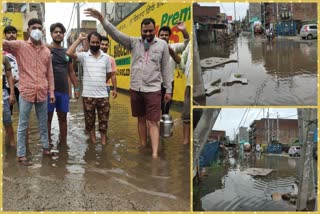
left=48, top=23, right=79, bottom=151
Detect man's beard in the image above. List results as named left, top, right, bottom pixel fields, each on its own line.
left=53, top=39, right=62, bottom=44
left=142, top=35, right=155, bottom=42
left=7, top=36, right=16, bottom=41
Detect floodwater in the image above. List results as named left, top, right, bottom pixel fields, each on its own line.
left=3, top=91, right=190, bottom=211
left=198, top=33, right=317, bottom=106
left=193, top=149, right=317, bottom=211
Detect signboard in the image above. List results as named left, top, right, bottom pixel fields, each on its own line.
left=108, top=3, right=191, bottom=102
left=2, top=13, right=24, bottom=40
left=227, top=15, right=233, bottom=23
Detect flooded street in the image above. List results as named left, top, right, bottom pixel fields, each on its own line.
left=3, top=91, right=190, bottom=211
left=193, top=149, right=317, bottom=211
left=199, top=33, right=317, bottom=105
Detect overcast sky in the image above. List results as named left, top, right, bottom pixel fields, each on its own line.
left=45, top=3, right=101, bottom=44
left=213, top=108, right=298, bottom=140
left=199, top=2, right=249, bottom=20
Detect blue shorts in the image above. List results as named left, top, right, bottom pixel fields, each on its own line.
left=48, top=91, right=69, bottom=113
left=3, top=90, right=12, bottom=126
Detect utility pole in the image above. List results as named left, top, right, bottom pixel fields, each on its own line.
left=276, top=112, right=279, bottom=141
left=193, top=26, right=205, bottom=100
left=76, top=3, right=82, bottom=81
left=193, top=109, right=221, bottom=180
left=296, top=109, right=317, bottom=211
left=267, top=108, right=270, bottom=143
left=234, top=3, right=237, bottom=34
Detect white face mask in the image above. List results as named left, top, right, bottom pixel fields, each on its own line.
left=30, top=29, right=42, bottom=41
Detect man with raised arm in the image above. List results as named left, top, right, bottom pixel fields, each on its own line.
left=85, top=8, right=171, bottom=158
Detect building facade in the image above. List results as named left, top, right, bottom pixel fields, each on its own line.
left=208, top=130, right=226, bottom=142
left=262, top=3, right=317, bottom=35
left=249, top=118, right=298, bottom=147
left=3, top=3, right=45, bottom=41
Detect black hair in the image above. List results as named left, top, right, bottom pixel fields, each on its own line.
left=87, top=31, right=102, bottom=42
left=158, top=26, right=171, bottom=36
left=3, top=25, right=17, bottom=34
left=50, top=22, right=66, bottom=33
left=28, top=18, right=42, bottom=28
left=101, top=36, right=109, bottom=43
left=141, top=18, right=155, bottom=28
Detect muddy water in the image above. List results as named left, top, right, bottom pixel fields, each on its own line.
left=199, top=33, right=317, bottom=106
left=193, top=149, right=317, bottom=211
left=3, top=92, right=190, bottom=211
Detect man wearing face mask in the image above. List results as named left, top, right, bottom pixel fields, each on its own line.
left=85, top=9, right=171, bottom=159
left=66, top=32, right=112, bottom=145
left=3, top=18, right=55, bottom=166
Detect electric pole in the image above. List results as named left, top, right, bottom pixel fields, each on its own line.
left=296, top=109, right=317, bottom=211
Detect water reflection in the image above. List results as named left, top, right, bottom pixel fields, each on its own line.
left=198, top=34, right=317, bottom=105
left=194, top=149, right=304, bottom=211
left=3, top=92, right=190, bottom=211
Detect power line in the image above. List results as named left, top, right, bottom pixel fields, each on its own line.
left=66, top=3, right=76, bottom=35
left=235, top=108, right=249, bottom=138
left=279, top=114, right=298, bottom=119
left=242, top=108, right=251, bottom=127
left=220, top=3, right=226, bottom=14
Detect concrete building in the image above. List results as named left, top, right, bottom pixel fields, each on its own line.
left=249, top=3, right=262, bottom=21
left=249, top=118, right=298, bottom=147
left=262, top=3, right=317, bottom=35
left=208, top=130, right=226, bottom=142
left=238, top=126, right=249, bottom=142
left=66, top=20, right=97, bottom=49
left=193, top=3, right=221, bottom=24
left=98, top=3, right=143, bottom=35
left=3, top=3, right=45, bottom=41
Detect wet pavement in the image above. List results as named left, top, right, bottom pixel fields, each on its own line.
left=3, top=91, right=190, bottom=211
left=198, top=33, right=317, bottom=106
left=193, top=149, right=317, bottom=211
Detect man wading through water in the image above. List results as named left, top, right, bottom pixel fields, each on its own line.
left=47, top=23, right=80, bottom=152
left=85, top=8, right=172, bottom=158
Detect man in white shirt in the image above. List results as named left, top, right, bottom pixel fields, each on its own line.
left=158, top=22, right=190, bottom=114
left=67, top=32, right=112, bottom=145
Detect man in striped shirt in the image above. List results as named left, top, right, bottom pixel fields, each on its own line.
left=67, top=32, right=112, bottom=145
left=3, top=18, right=55, bottom=166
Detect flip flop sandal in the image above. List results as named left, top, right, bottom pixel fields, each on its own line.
left=18, top=158, right=33, bottom=166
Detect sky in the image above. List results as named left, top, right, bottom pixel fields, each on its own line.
left=199, top=2, right=249, bottom=21
left=213, top=108, right=298, bottom=140
left=45, top=3, right=101, bottom=45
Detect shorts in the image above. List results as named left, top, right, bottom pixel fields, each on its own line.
left=82, top=97, right=110, bottom=132
left=3, top=90, right=12, bottom=126
left=48, top=91, right=69, bottom=113
left=130, top=89, right=161, bottom=122
left=181, top=86, right=190, bottom=123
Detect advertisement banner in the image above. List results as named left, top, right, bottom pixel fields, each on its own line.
left=2, top=13, right=24, bottom=40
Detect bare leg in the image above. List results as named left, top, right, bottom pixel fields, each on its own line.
left=101, top=132, right=106, bottom=145
left=57, top=112, right=67, bottom=142
left=138, top=116, right=147, bottom=147
left=147, top=120, right=160, bottom=158
left=183, top=123, right=190, bottom=145
left=89, top=130, right=96, bottom=144
left=48, top=112, right=54, bottom=143
left=5, top=125, right=15, bottom=146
